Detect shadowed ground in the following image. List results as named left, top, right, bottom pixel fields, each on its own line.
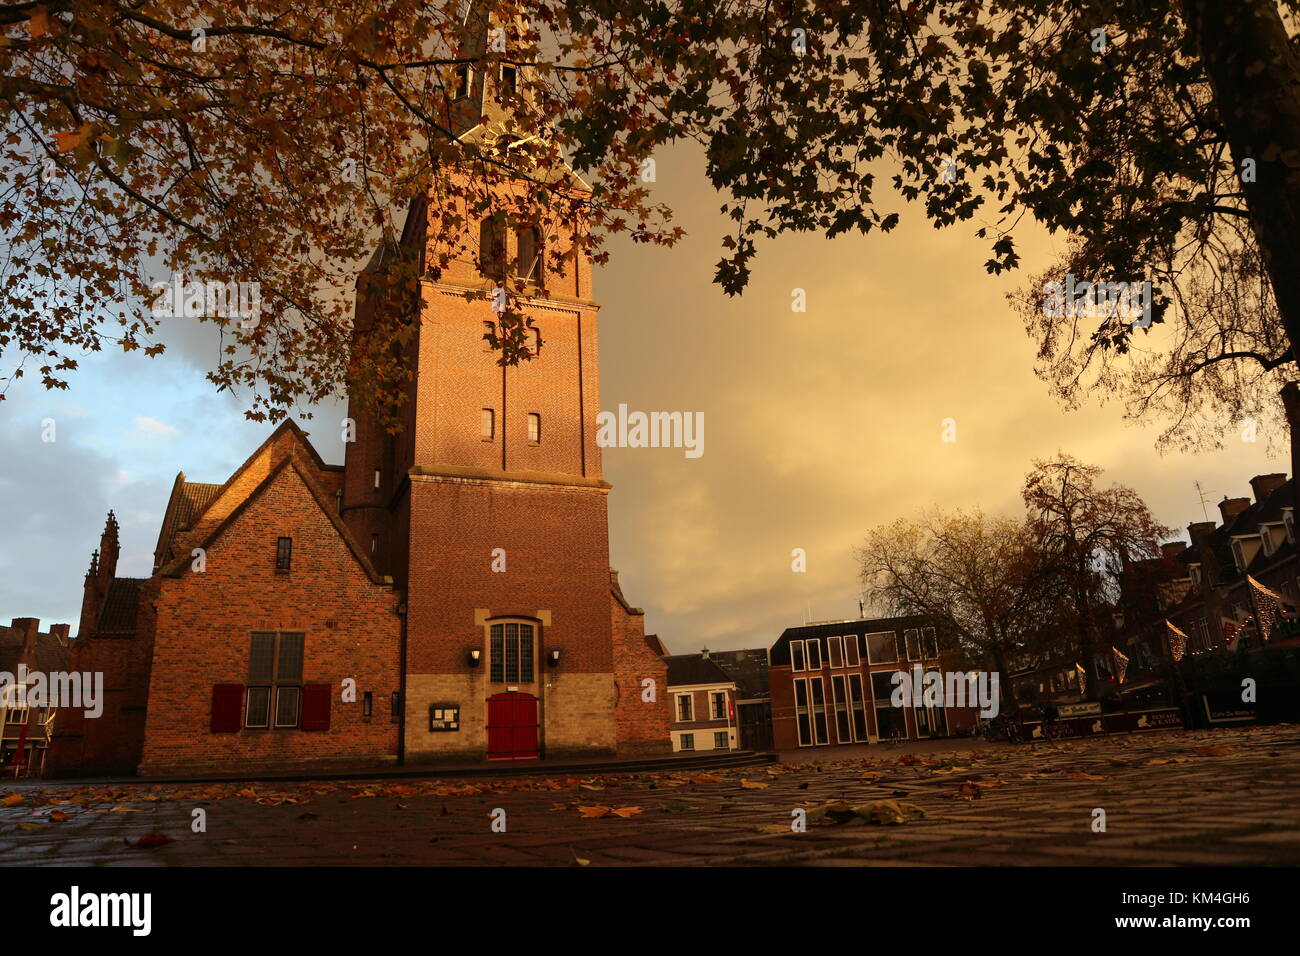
left=3, top=725, right=1298, bottom=866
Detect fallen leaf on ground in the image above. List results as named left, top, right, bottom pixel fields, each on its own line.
left=1, top=794, right=23, bottom=806
left=739, top=779, right=769, bottom=789
left=611, top=806, right=643, bottom=818
left=125, top=833, right=175, bottom=849
left=578, top=806, right=612, bottom=818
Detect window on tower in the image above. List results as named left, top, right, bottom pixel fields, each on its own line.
left=479, top=214, right=508, bottom=279
left=499, top=64, right=518, bottom=97
left=481, top=408, right=495, bottom=440
left=527, top=413, right=541, bottom=444
left=453, top=64, right=473, bottom=99
left=515, top=226, right=541, bottom=282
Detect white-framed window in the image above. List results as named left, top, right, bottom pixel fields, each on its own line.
left=1232, top=539, right=1246, bottom=572
left=527, top=412, right=541, bottom=444
left=828, top=636, right=844, bottom=668
left=1189, top=565, right=1202, bottom=587
left=793, top=678, right=812, bottom=746
left=866, top=631, right=898, bottom=664
left=453, top=64, right=474, bottom=99
left=713, top=731, right=729, bottom=750
left=844, top=635, right=860, bottom=666
left=846, top=674, right=868, bottom=741
left=680, top=733, right=694, bottom=751
left=676, top=693, right=693, bottom=722
left=1286, top=510, right=1295, bottom=544
left=790, top=640, right=806, bottom=671
left=830, top=674, right=852, bottom=744
left=904, top=628, right=922, bottom=661
left=710, top=691, right=726, bottom=720
left=805, top=639, right=823, bottom=670
left=808, top=677, right=829, bottom=745
left=499, top=63, right=518, bottom=96
left=922, top=627, right=939, bottom=659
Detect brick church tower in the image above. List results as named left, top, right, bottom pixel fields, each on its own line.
left=341, top=4, right=668, bottom=761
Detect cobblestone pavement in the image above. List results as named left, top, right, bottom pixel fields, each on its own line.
left=4, top=725, right=1299, bottom=866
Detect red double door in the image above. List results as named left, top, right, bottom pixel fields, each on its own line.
left=486, top=692, right=540, bottom=761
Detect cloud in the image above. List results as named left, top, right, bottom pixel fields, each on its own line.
left=133, top=416, right=180, bottom=438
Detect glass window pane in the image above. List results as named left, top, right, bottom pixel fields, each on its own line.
left=277, top=632, right=304, bottom=683
left=490, top=624, right=504, bottom=682
left=249, top=633, right=275, bottom=682
left=867, top=632, right=898, bottom=664
left=274, top=686, right=300, bottom=727
left=505, top=623, right=519, bottom=683
left=245, top=686, right=270, bottom=728
left=519, top=625, right=534, bottom=682
left=791, top=641, right=805, bottom=671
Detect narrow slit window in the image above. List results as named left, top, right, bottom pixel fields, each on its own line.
left=481, top=408, right=495, bottom=440
left=275, top=537, right=292, bottom=571
left=527, top=413, right=541, bottom=443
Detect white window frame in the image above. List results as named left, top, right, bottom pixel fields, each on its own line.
left=790, top=639, right=806, bottom=672
left=844, top=635, right=860, bottom=666
left=710, top=690, right=727, bottom=720
left=866, top=631, right=898, bottom=664
left=675, top=692, right=694, bottom=723
left=805, top=639, right=823, bottom=670
left=828, top=636, right=844, bottom=669
left=904, top=628, right=922, bottom=661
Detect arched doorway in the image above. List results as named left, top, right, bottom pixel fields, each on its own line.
left=486, top=691, right=539, bottom=761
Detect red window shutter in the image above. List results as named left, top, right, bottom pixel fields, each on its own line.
left=211, top=684, right=244, bottom=733
left=300, top=683, right=331, bottom=731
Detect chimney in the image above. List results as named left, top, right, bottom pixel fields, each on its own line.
left=49, top=623, right=71, bottom=646
left=1160, top=541, right=1188, bottom=561
left=9, top=617, right=39, bottom=639
left=1187, top=521, right=1219, bottom=589
left=1250, top=473, right=1287, bottom=504
left=1218, top=496, right=1250, bottom=525
left=701, top=646, right=711, bottom=660
left=1280, top=381, right=1300, bottom=518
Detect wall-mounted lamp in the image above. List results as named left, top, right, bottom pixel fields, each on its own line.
left=467, top=649, right=481, bottom=668
left=548, top=649, right=561, bottom=669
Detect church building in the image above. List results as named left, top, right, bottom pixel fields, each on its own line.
left=48, top=8, right=670, bottom=776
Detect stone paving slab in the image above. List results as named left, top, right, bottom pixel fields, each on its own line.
left=3, top=725, right=1300, bottom=866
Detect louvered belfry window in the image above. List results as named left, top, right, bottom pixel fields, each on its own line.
left=489, top=622, right=535, bottom=683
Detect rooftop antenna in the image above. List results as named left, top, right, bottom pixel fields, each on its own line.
left=1195, top=481, right=1216, bottom=522
left=806, top=600, right=811, bottom=625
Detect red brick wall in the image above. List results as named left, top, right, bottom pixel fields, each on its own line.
left=611, top=594, right=670, bottom=754
left=138, top=464, right=401, bottom=776
left=46, top=585, right=157, bottom=777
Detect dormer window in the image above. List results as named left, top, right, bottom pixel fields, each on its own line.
left=1286, top=510, right=1295, bottom=544
left=1232, top=539, right=1248, bottom=572
left=1262, top=527, right=1275, bottom=557
left=1189, top=565, right=1202, bottom=588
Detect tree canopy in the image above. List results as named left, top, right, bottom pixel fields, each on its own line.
left=4, top=0, right=1300, bottom=434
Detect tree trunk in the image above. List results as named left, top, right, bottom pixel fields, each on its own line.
left=1184, top=0, right=1300, bottom=363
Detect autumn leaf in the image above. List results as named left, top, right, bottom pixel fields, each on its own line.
left=689, top=774, right=723, bottom=784
left=1, top=794, right=23, bottom=807
left=49, top=810, right=69, bottom=822
left=125, top=833, right=175, bottom=849
left=578, top=805, right=612, bottom=818
left=739, top=779, right=769, bottom=789
left=18, top=822, right=46, bottom=831
left=957, top=782, right=982, bottom=800
left=53, top=125, right=96, bottom=154
left=27, top=7, right=53, bottom=38
left=611, top=806, right=643, bottom=818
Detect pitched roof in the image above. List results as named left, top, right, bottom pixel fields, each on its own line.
left=664, top=654, right=733, bottom=688
left=153, top=475, right=222, bottom=571
left=98, top=578, right=145, bottom=635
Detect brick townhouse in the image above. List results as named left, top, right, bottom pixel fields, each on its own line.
left=665, top=651, right=738, bottom=753
left=769, top=617, right=979, bottom=751
left=0, top=618, right=70, bottom=776
left=46, top=10, right=670, bottom=776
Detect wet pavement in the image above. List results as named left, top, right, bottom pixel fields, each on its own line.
left=3, top=725, right=1299, bottom=866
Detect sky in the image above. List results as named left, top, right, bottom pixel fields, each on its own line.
left=1, top=141, right=1289, bottom=654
